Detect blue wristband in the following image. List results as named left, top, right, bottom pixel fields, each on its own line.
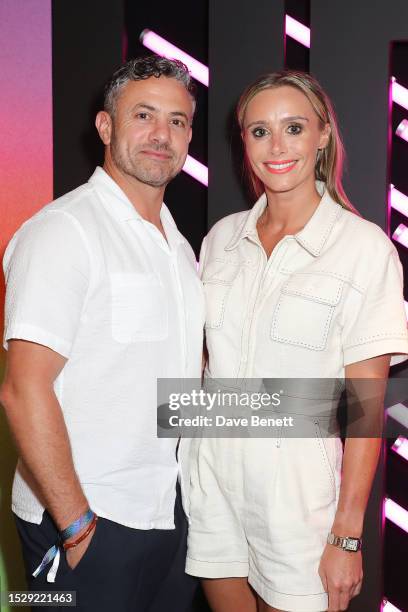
left=32, top=508, right=95, bottom=583
left=60, top=509, right=94, bottom=542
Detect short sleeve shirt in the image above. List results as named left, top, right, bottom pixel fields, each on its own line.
left=200, top=185, right=408, bottom=380
left=3, top=167, right=205, bottom=527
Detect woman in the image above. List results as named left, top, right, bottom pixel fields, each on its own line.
left=185, top=71, right=408, bottom=612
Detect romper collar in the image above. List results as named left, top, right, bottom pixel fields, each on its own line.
left=225, top=182, right=343, bottom=257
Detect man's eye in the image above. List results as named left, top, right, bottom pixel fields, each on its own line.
left=136, top=112, right=149, bottom=120
left=287, top=124, right=302, bottom=135
left=171, top=119, right=185, bottom=128
left=252, top=127, right=268, bottom=138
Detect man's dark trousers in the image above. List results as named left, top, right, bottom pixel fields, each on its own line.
left=14, top=484, right=197, bottom=611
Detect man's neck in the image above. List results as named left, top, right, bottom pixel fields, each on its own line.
left=102, top=161, right=165, bottom=226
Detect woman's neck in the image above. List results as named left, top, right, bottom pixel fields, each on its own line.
left=262, top=181, right=322, bottom=234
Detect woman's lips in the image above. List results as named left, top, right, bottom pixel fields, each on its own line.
left=263, top=160, right=298, bottom=174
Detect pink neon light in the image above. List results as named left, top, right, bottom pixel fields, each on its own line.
left=384, top=498, right=408, bottom=533
left=387, top=403, right=408, bottom=428
left=285, top=15, right=311, bottom=48
left=140, top=29, right=209, bottom=87
left=390, top=185, right=408, bottom=217
left=382, top=601, right=402, bottom=612
left=391, top=436, right=408, bottom=461
left=396, top=119, right=408, bottom=143
left=392, top=223, right=408, bottom=248
left=183, top=155, right=208, bottom=186
left=392, top=78, right=408, bottom=111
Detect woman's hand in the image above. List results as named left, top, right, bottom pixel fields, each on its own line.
left=318, top=543, right=363, bottom=611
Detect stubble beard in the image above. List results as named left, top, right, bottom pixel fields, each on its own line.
left=110, top=134, right=182, bottom=188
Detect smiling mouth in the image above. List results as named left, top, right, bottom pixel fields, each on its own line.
left=141, top=150, right=172, bottom=160
left=264, top=160, right=298, bottom=174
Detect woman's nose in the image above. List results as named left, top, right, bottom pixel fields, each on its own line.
left=269, top=132, right=286, bottom=156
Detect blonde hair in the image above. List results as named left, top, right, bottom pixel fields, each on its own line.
left=236, top=70, right=355, bottom=211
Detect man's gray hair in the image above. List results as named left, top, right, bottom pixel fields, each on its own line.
left=103, top=55, right=196, bottom=117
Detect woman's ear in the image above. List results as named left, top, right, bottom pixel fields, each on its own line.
left=319, top=122, right=331, bottom=150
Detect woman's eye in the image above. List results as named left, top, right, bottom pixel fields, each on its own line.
left=287, top=124, right=302, bottom=135
left=252, top=127, right=268, bottom=138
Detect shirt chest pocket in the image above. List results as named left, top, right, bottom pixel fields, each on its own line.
left=109, top=272, right=168, bottom=343
left=202, top=260, right=241, bottom=329
left=271, top=274, right=343, bottom=350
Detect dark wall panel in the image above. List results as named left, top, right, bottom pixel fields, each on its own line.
left=310, top=4, right=408, bottom=610
left=310, top=0, right=408, bottom=228
left=285, top=0, right=310, bottom=72
left=52, top=0, right=124, bottom=198
left=208, top=0, right=285, bottom=227
left=124, top=0, right=208, bottom=257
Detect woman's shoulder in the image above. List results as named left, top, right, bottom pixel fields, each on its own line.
left=208, top=210, right=250, bottom=235
left=339, top=207, right=396, bottom=257
left=205, top=209, right=251, bottom=245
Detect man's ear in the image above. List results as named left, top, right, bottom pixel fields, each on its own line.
left=95, top=111, right=112, bottom=145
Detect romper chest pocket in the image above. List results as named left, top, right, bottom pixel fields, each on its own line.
left=271, top=274, right=343, bottom=350
left=110, top=272, right=168, bottom=343
left=202, top=260, right=241, bottom=329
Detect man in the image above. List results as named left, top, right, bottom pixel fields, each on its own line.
left=0, top=56, right=204, bottom=611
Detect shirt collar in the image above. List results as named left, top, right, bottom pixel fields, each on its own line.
left=89, top=166, right=143, bottom=222
left=88, top=166, right=184, bottom=245
left=225, top=181, right=342, bottom=257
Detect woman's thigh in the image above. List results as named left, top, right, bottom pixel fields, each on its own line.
left=202, top=577, right=257, bottom=612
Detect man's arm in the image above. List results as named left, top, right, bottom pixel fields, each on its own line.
left=0, top=339, right=92, bottom=565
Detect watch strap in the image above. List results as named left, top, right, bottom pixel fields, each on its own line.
left=327, top=532, right=362, bottom=551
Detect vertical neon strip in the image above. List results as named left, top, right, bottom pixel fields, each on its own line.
left=387, top=76, right=395, bottom=235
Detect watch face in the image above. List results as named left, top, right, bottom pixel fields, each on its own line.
left=346, top=539, right=359, bottom=551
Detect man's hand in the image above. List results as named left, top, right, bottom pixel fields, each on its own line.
left=319, top=543, right=363, bottom=611
left=65, top=524, right=97, bottom=570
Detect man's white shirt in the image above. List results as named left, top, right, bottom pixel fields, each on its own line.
left=3, top=167, right=204, bottom=528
